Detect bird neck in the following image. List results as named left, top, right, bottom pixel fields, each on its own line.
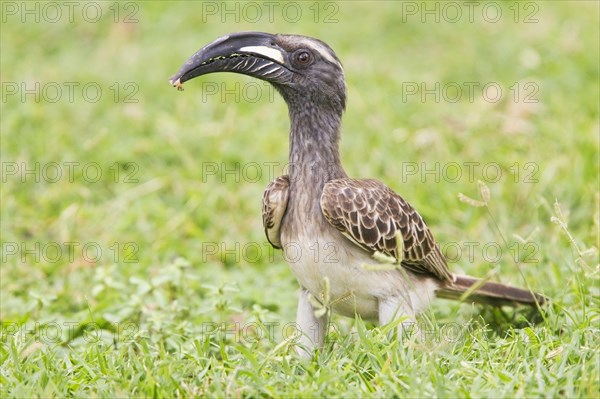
left=287, top=103, right=347, bottom=190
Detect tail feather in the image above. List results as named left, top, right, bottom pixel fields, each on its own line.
left=436, top=275, right=546, bottom=307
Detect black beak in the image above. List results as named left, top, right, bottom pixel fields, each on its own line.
left=169, top=32, right=290, bottom=90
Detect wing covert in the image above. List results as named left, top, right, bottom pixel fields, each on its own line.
left=320, top=178, right=452, bottom=282
left=262, top=175, right=290, bottom=249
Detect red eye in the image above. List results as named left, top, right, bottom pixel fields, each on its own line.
left=296, top=51, right=311, bottom=65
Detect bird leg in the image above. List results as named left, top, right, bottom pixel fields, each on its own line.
left=294, top=288, right=329, bottom=359
left=378, top=296, right=420, bottom=342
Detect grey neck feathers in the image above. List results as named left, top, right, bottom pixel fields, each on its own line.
left=287, top=102, right=347, bottom=193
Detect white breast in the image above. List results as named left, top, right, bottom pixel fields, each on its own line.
left=281, top=228, right=436, bottom=321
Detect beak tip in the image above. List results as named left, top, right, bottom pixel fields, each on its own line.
left=169, top=77, right=184, bottom=91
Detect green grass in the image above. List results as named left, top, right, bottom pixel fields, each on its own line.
left=1, top=1, right=598, bottom=397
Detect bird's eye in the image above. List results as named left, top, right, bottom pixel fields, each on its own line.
left=295, top=50, right=312, bottom=65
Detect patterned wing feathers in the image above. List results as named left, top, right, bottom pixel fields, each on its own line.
left=321, top=178, right=452, bottom=282
left=262, top=175, right=290, bottom=249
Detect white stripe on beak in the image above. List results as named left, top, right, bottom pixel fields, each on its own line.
left=239, top=46, right=285, bottom=64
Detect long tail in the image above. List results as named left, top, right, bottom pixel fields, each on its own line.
left=436, top=275, right=547, bottom=307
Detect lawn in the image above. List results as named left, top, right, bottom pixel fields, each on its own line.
left=1, top=1, right=599, bottom=397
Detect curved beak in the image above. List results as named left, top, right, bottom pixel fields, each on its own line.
left=169, top=32, right=290, bottom=90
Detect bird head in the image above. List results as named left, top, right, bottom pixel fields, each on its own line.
left=169, top=32, right=346, bottom=114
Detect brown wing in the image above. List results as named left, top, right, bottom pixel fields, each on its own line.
left=320, top=178, right=452, bottom=282
left=262, top=175, right=290, bottom=249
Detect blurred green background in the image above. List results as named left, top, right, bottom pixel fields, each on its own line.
left=1, top=1, right=598, bottom=397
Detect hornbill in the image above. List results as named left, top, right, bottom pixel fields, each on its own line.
left=169, top=32, right=545, bottom=357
